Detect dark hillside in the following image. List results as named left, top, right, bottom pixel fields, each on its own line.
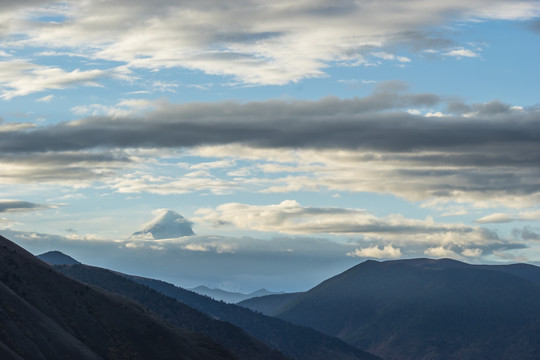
left=57, top=264, right=289, bottom=360
left=129, top=275, right=381, bottom=360
left=0, top=235, right=235, bottom=360
left=275, top=258, right=540, bottom=360
left=237, top=292, right=304, bottom=315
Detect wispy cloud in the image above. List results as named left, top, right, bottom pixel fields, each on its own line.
left=2, top=0, right=538, bottom=86
left=0, top=60, right=109, bottom=99
left=476, top=210, right=540, bottom=223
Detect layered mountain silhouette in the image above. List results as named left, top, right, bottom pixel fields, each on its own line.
left=237, top=292, right=304, bottom=315
left=7, top=231, right=540, bottom=360
left=37, top=250, right=81, bottom=265
left=190, top=285, right=279, bottom=303
left=272, top=258, right=540, bottom=360
left=130, top=210, right=194, bottom=239
left=55, top=263, right=290, bottom=360
left=55, top=262, right=379, bottom=360
left=0, top=235, right=234, bottom=360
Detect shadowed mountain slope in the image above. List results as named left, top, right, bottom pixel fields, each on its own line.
left=237, top=292, right=304, bottom=315
left=274, top=258, right=540, bottom=360
left=37, top=250, right=81, bottom=265
left=56, top=264, right=289, bottom=360
left=127, top=275, right=380, bottom=360
left=189, top=286, right=278, bottom=303
left=0, top=235, right=235, bottom=360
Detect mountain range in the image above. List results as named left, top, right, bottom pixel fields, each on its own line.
left=189, top=285, right=279, bottom=303
left=2, top=233, right=377, bottom=360
left=0, top=234, right=234, bottom=360
left=4, top=230, right=540, bottom=360
left=263, top=258, right=540, bottom=360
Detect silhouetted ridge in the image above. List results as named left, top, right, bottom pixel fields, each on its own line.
left=274, top=258, right=540, bottom=360
left=0, top=234, right=235, bottom=360
left=57, top=264, right=290, bottom=360
left=37, top=250, right=81, bottom=265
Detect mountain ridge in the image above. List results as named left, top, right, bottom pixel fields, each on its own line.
left=274, top=258, right=540, bottom=360
left=0, top=234, right=235, bottom=360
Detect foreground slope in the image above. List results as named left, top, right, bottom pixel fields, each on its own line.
left=56, top=264, right=289, bottom=360
left=0, top=235, right=235, bottom=360
left=275, top=258, right=540, bottom=360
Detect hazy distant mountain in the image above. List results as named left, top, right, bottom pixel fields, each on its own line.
left=128, top=276, right=380, bottom=360
left=37, top=250, right=81, bottom=265
left=190, top=285, right=279, bottom=303
left=0, top=235, right=234, bottom=360
left=130, top=209, right=194, bottom=239
left=57, top=264, right=290, bottom=360
left=237, top=292, right=304, bottom=315
left=274, top=258, right=540, bottom=360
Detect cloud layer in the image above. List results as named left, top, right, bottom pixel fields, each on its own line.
left=2, top=92, right=540, bottom=207
left=0, top=0, right=538, bottom=90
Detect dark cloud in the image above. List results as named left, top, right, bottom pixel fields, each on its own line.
left=0, top=200, right=52, bottom=213
left=3, top=94, right=537, bottom=156
left=2, top=93, right=540, bottom=200
left=213, top=31, right=284, bottom=44
left=389, top=30, right=456, bottom=51
left=526, top=19, right=540, bottom=33
left=513, top=227, right=540, bottom=241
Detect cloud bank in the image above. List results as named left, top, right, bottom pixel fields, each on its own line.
left=2, top=92, right=539, bottom=207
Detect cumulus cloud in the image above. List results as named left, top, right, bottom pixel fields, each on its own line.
left=424, top=246, right=461, bottom=259
left=196, top=200, right=478, bottom=236
left=347, top=245, right=402, bottom=259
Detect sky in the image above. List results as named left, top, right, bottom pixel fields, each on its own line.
left=1, top=0, right=540, bottom=292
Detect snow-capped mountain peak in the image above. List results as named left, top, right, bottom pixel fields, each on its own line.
left=130, top=209, right=194, bottom=239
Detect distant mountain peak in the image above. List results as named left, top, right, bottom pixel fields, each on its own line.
left=37, top=250, right=81, bottom=265
left=130, top=209, right=194, bottom=240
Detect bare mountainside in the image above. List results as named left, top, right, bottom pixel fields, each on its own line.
left=274, top=258, right=540, bottom=360
left=54, top=261, right=380, bottom=360
left=0, top=235, right=234, bottom=360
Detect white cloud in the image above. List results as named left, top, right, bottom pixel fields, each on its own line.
left=194, top=200, right=501, bottom=252
left=424, top=246, right=461, bottom=259
left=36, top=94, right=54, bottom=102
left=444, top=48, right=480, bottom=58
left=347, top=245, right=402, bottom=259
left=0, top=60, right=108, bottom=99
left=111, top=173, right=238, bottom=195
left=475, top=210, right=540, bottom=223
left=2, top=0, right=537, bottom=86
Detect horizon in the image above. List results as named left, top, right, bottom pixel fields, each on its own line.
left=1, top=0, right=540, bottom=292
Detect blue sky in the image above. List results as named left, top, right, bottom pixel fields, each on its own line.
left=1, top=0, right=540, bottom=292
